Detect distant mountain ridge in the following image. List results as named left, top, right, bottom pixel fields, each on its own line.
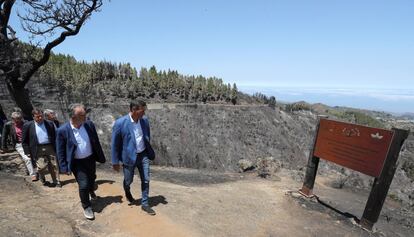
left=239, top=86, right=414, bottom=114
left=400, top=112, right=414, bottom=120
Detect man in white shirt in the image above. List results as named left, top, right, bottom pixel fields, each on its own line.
left=112, top=100, right=156, bottom=215
left=22, top=109, right=59, bottom=186
left=56, top=104, right=106, bottom=220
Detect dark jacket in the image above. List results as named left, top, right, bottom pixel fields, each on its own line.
left=1, top=121, right=22, bottom=150
left=0, top=118, right=5, bottom=142
left=22, top=120, right=56, bottom=160
left=56, top=120, right=106, bottom=173
left=47, top=119, right=60, bottom=129
left=0, top=108, right=6, bottom=135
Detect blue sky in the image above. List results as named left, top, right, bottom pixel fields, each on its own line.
left=10, top=1, right=414, bottom=112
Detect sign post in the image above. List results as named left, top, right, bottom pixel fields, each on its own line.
left=299, top=120, right=320, bottom=197
left=359, top=128, right=410, bottom=229
left=299, top=118, right=409, bottom=230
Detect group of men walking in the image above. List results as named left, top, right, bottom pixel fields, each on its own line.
left=2, top=108, right=61, bottom=186
left=1, top=100, right=155, bottom=220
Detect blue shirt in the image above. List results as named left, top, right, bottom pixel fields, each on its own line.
left=71, top=123, right=93, bottom=159
left=35, top=121, right=50, bottom=144
left=129, top=114, right=145, bottom=153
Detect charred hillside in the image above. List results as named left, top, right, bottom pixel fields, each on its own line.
left=0, top=51, right=413, bottom=208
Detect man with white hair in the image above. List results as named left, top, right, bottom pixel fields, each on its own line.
left=1, top=111, right=38, bottom=181
left=44, top=109, right=60, bottom=129
left=44, top=109, right=62, bottom=187
left=56, top=103, right=106, bottom=220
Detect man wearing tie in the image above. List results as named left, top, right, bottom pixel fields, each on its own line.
left=56, top=104, right=105, bottom=220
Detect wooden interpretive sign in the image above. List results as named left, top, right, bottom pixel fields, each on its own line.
left=313, top=119, right=394, bottom=178
left=299, top=118, right=409, bottom=231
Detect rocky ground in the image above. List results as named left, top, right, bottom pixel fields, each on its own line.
left=1, top=151, right=413, bottom=237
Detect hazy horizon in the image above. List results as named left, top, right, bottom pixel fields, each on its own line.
left=240, top=86, right=414, bottom=114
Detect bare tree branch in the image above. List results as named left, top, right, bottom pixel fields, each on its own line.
left=1, top=0, right=104, bottom=116
left=21, top=0, right=103, bottom=84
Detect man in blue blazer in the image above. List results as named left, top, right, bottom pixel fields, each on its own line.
left=56, top=104, right=105, bottom=220
left=112, top=100, right=155, bottom=215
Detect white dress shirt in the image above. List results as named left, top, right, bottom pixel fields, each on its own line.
left=71, top=123, right=93, bottom=159
left=130, top=114, right=145, bottom=153
left=35, top=122, right=50, bottom=144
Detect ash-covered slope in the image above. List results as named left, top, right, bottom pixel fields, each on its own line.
left=89, top=104, right=316, bottom=172
left=85, top=103, right=414, bottom=207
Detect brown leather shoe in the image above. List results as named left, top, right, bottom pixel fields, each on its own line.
left=31, top=176, right=38, bottom=182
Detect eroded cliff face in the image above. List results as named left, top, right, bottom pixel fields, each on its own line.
left=86, top=104, right=316, bottom=172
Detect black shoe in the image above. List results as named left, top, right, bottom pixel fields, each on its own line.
left=90, top=191, right=98, bottom=201
left=125, top=191, right=134, bottom=203
left=42, top=181, right=50, bottom=186
left=141, top=205, right=156, bottom=215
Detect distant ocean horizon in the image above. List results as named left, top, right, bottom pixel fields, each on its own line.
left=239, top=86, right=414, bottom=115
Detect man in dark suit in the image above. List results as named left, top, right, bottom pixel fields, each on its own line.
left=56, top=103, right=105, bottom=220
left=44, top=109, right=61, bottom=129
left=111, top=100, right=156, bottom=215
left=22, top=108, right=59, bottom=186
left=44, top=109, right=61, bottom=184
left=0, top=104, right=6, bottom=142
left=2, top=111, right=37, bottom=181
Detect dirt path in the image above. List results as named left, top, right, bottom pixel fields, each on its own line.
left=1, top=152, right=413, bottom=237
left=83, top=174, right=194, bottom=237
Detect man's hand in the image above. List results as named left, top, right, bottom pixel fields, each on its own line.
left=112, top=164, right=121, bottom=172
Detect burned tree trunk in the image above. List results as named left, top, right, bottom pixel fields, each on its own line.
left=5, top=78, right=33, bottom=118
left=0, top=0, right=103, bottom=115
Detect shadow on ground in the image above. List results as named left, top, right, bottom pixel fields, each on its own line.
left=93, top=195, right=123, bottom=213
left=151, top=167, right=244, bottom=186
left=127, top=195, right=168, bottom=208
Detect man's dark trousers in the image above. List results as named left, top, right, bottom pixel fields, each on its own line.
left=72, top=156, right=96, bottom=209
